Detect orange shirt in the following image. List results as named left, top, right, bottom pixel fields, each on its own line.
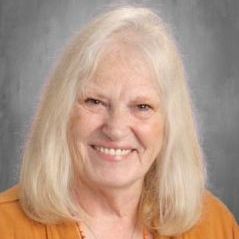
left=0, top=186, right=238, bottom=239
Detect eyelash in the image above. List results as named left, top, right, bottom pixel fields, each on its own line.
left=84, top=98, right=153, bottom=113
left=84, top=98, right=105, bottom=106
left=136, top=104, right=153, bottom=111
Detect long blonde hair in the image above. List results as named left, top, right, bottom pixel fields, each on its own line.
left=20, top=5, right=206, bottom=236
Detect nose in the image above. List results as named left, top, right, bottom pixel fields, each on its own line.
left=101, top=107, right=130, bottom=141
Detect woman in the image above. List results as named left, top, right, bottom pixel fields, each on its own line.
left=0, top=5, right=238, bottom=239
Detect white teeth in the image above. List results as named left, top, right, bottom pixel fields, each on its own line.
left=115, top=149, right=121, bottom=156
left=94, top=146, right=131, bottom=157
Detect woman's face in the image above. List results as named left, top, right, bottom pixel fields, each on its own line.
left=70, top=45, right=164, bottom=191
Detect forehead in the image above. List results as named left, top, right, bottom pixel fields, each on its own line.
left=86, top=43, right=160, bottom=93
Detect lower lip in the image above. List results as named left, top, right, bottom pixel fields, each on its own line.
left=90, top=146, right=134, bottom=162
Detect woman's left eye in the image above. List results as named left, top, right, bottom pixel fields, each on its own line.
left=136, top=104, right=152, bottom=111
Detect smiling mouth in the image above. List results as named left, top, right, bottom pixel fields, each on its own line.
left=91, top=145, right=134, bottom=157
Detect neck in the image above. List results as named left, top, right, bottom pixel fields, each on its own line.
left=74, top=179, right=149, bottom=239
left=75, top=178, right=143, bottom=222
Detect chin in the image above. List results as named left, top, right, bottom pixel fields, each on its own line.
left=84, top=174, right=144, bottom=191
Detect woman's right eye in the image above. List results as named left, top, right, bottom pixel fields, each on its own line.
left=84, top=98, right=105, bottom=107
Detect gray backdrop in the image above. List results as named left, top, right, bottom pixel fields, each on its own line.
left=0, top=0, right=238, bottom=221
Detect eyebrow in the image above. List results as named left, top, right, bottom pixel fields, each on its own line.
left=78, top=88, right=108, bottom=101
left=79, top=84, right=161, bottom=102
left=130, top=95, right=161, bottom=104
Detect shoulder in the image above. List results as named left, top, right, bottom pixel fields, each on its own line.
left=0, top=185, right=46, bottom=238
left=186, top=190, right=239, bottom=238
left=0, top=185, right=25, bottom=220
left=0, top=185, right=23, bottom=223
left=0, top=185, right=19, bottom=203
left=203, top=191, right=238, bottom=225
left=0, top=185, right=79, bottom=239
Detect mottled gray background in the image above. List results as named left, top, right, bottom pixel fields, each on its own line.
left=0, top=0, right=238, bottom=221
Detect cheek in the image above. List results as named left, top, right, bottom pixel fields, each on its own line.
left=136, top=118, right=164, bottom=153
left=69, top=106, right=104, bottom=140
